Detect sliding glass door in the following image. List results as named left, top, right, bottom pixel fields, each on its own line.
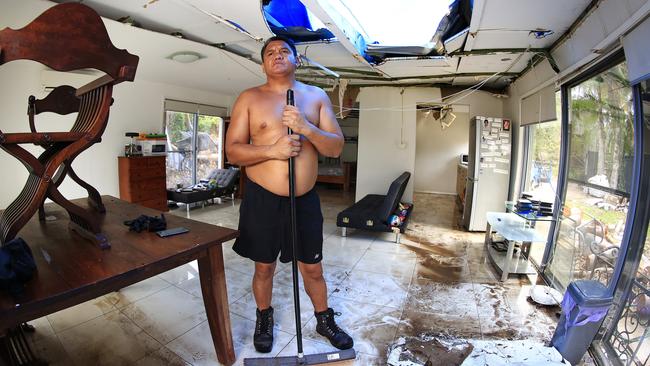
left=545, top=59, right=633, bottom=290
left=164, top=100, right=227, bottom=189
left=602, top=77, right=650, bottom=366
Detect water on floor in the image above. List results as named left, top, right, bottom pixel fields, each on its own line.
left=23, top=189, right=594, bottom=365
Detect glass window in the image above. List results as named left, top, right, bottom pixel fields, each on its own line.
left=164, top=102, right=225, bottom=189
left=607, top=78, right=650, bottom=366
left=546, top=61, right=633, bottom=289
left=196, top=114, right=223, bottom=183
left=522, top=94, right=561, bottom=265
left=165, top=110, right=195, bottom=188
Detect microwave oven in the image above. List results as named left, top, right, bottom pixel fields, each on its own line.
left=137, top=139, right=167, bottom=156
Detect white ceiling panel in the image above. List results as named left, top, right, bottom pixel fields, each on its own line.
left=456, top=53, right=535, bottom=74
left=104, top=18, right=265, bottom=95
left=467, top=0, right=591, bottom=50
left=444, top=28, right=468, bottom=54
left=375, top=57, right=459, bottom=78
left=295, top=42, right=372, bottom=69
left=54, top=0, right=274, bottom=45
left=469, top=31, right=552, bottom=50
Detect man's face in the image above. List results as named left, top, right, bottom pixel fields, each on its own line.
left=262, top=40, right=298, bottom=76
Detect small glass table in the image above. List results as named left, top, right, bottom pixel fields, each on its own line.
left=485, top=212, right=548, bottom=281
left=505, top=201, right=555, bottom=224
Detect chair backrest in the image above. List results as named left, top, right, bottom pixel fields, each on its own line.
left=70, top=84, right=113, bottom=137
left=377, top=172, right=411, bottom=222
left=0, top=3, right=139, bottom=83
left=208, top=169, right=240, bottom=189
left=28, top=85, right=80, bottom=133
left=2, top=3, right=138, bottom=141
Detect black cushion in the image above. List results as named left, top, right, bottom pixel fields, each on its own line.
left=337, top=194, right=386, bottom=229
left=206, top=168, right=239, bottom=188
left=167, top=168, right=239, bottom=204
left=336, top=172, right=411, bottom=232
left=377, top=172, right=410, bottom=223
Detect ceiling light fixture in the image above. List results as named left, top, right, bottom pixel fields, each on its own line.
left=168, top=51, right=203, bottom=63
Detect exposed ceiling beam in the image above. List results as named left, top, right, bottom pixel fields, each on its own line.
left=296, top=72, right=518, bottom=82
left=332, top=81, right=507, bottom=94
left=301, top=66, right=382, bottom=76
left=450, top=48, right=547, bottom=56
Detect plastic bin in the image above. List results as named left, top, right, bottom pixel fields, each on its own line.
left=551, top=280, right=613, bottom=365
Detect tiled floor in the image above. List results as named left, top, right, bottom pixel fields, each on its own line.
left=22, top=189, right=586, bottom=365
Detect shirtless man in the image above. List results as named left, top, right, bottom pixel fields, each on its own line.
left=225, top=36, right=353, bottom=353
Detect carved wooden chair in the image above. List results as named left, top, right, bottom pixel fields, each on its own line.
left=29, top=85, right=112, bottom=223
left=0, top=3, right=139, bottom=248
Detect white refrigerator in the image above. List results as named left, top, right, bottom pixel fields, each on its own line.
left=462, top=116, right=512, bottom=231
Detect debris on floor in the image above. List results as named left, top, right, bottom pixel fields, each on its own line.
left=387, top=334, right=569, bottom=366
left=464, top=339, right=567, bottom=365
left=387, top=333, right=474, bottom=366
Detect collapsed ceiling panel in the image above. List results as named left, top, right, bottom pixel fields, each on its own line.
left=295, top=42, right=374, bottom=69
left=466, top=0, right=591, bottom=50
left=375, top=57, right=459, bottom=78
left=444, top=28, right=469, bottom=54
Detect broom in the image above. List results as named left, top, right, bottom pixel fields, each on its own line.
left=243, top=90, right=356, bottom=365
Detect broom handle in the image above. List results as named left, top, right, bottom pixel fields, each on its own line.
left=286, top=89, right=304, bottom=359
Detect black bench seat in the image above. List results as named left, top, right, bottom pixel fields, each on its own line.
left=336, top=172, right=413, bottom=243
left=167, top=168, right=239, bottom=217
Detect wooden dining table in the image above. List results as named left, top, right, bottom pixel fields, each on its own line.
left=0, top=196, right=238, bottom=365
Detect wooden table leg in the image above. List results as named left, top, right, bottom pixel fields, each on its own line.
left=198, top=245, right=235, bottom=366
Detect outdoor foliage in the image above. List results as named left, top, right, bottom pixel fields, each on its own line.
left=164, top=110, right=223, bottom=188
left=568, top=63, right=634, bottom=192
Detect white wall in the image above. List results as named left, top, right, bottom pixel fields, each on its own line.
left=357, top=87, right=505, bottom=203
left=0, top=4, right=234, bottom=209
left=414, top=111, right=469, bottom=194
left=339, top=117, right=358, bottom=162
left=357, top=88, right=435, bottom=202
left=448, top=91, right=504, bottom=120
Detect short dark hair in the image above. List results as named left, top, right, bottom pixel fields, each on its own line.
left=261, top=36, right=297, bottom=61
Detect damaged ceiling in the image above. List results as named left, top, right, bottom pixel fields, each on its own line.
left=49, top=0, right=593, bottom=94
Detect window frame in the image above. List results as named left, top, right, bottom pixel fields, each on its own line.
left=541, top=50, right=634, bottom=292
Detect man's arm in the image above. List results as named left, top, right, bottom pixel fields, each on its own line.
left=225, top=91, right=301, bottom=167
left=282, top=88, right=344, bottom=157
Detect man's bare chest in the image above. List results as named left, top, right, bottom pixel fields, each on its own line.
left=249, top=99, right=320, bottom=135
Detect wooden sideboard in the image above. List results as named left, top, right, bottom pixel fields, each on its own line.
left=118, top=156, right=168, bottom=211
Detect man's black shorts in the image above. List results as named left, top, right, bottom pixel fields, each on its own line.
left=233, top=179, right=324, bottom=264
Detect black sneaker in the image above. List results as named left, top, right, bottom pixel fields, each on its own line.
left=254, top=306, right=274, bottom=353
left=315, top=308, right=353, bottom=350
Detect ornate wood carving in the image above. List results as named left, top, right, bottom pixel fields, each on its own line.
left=0, top=3, right=139, bottom=248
